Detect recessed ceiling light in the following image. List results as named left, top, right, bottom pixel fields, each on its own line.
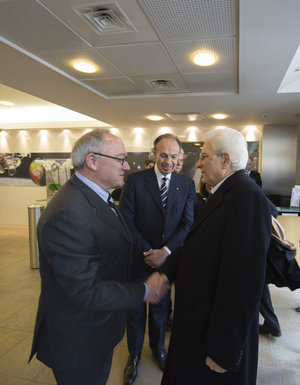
left=193, top=52, right=216, bottom=66
left=72, top=61, right=97, bottom=73
left=0, top=101, right=14, bottom=106
left=211, top=113, right=227, bottom=120
left=146, top=115, right=163, bottom=121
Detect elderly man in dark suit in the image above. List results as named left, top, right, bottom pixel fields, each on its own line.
left=29, top=129, right=168, bottom=385
left=120, top=134, right=195, bottom=385
left=159, top=128, right=272, bottom=385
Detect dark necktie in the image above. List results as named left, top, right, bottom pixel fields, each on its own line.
left=160, top=177, right=168, bottom=210
left=107, top=193, right=118, bottom=217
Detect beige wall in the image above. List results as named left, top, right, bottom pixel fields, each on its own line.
left=0, top=186, right=46, bottom=227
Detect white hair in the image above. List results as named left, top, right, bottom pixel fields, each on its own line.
left=205, top=128, right=248, bottom=171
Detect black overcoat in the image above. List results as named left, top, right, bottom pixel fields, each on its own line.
left=161, top=170, right=272, bottom=385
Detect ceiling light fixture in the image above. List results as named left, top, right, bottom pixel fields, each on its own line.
left=211, top=113, right=227, bottom=120
left=72, top=61, right=97, bottom=73
left=0, top=101, right=14, bottom=106
left=146, top=115, right=163, bottom=121
left=193, top=52, right=216, bottom=66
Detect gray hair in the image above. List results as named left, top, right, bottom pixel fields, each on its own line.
left=71, top=129, right=110, bottom=170
left=205, top=128, right=248, bottom=171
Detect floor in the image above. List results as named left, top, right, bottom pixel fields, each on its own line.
left=0, top=227, right=300, bottom=385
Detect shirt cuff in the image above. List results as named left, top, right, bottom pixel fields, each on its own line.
left=143, top=282, right=148, bottom=301
left=163, top=246, right=171, bottom=255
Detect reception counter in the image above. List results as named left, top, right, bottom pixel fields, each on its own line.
left=277, top=207, right=300, bottom=265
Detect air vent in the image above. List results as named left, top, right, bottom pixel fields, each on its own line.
left=148, top=80, right=176, bottom=89
left=263, top=112, right=284, bottom=118
left=165, top=113, right=206, bottom=122
left=74, top=3, right=135, bottom=34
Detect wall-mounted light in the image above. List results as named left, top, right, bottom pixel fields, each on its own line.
left=39, top=130, right=49, bottom=148
left=133, top=127, right=144, bottom=145
left=84, top=128, right=93, bottom=134
left=0, top=101, right=14, bottom=106
left=187, top=126, right=197, bottom=141
left=109, top=128, right=119, bottom=135
left=158, top=127, right=172, bottom=134
left=0, top=130, right=8, bottom=152
left=193, top=52, right=216, bottom=67
left=72, top=61, right=97, bottom=73
left=133, top=127, right=143, bottom=134
left=243, top=125, right=261, bottom=141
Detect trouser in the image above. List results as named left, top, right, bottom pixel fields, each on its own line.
left=260, top=284, right=281, bottom=331
left=126, top=291, right=170, bottom=355
left=52, top=349, right=113, bottom=385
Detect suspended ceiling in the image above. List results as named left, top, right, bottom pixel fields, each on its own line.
left=0, top=0, right=300, bottom=132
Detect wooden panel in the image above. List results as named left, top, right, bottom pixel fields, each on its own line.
left=277, top=215, right=300, bottom=265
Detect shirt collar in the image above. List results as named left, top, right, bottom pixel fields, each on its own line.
left=211, top=172, right=234, bottom=194
left=154, top=164, right=172, bottom=181
left=75, top=171, right=109, bottom=202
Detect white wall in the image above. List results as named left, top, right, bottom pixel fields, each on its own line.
left=0, top=185, right=47, bottom=227
left=261, top=125, right=299, bottom=196
left=0, top=125, right=263, bottom=227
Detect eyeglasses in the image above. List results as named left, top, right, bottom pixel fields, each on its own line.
left=92, top=152, right=128, bottom=166
left=199, top=152, right=223, bottom=161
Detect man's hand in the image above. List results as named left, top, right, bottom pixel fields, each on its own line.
left=205, top=356, right=227, bottom=373
left=145, top=272, right=170, bottom=303
left=143, top=248, right=168, bottom=268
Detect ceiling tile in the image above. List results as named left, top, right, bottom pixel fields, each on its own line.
left=97, top=43, right=178, bottom=76
left=37, top=48, right=123, bottom=79
left=138, top=0, right=236, bottom=40
left=165, top=38, right=237, bottom=74
left=0, top=0, right=88, bottom=52
left=83, top=78, right=143, bottom=97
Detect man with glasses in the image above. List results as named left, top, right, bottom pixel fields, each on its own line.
left=159, top=128, right=272, bottom=385
left=29, top=129, right=169, bottom=385
left=120, top=134, right=195, bottom=385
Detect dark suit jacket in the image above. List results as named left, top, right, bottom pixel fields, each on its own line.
left=120, top=167, right=195, bottom=280
left=29, top=175, right=145, bottom=372
left=161, top=170, right=272, bottom=385
left=249, top=170, right=262, bottom=187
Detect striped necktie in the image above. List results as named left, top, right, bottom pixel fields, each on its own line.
left=107, top=193, right=118, bottom=217
left=160, top=177, right=168, bottom=210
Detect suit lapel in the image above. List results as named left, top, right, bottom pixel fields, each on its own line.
left=70, top=175, right=132, bottom=244
left=166, top=173, right=180, bottom=211
left=144, top=169, right=165, bottom=213
left=190, top=171, right=244, bottom=234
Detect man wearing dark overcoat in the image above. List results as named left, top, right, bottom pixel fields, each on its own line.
left=160, top=128, right=272, bottom=385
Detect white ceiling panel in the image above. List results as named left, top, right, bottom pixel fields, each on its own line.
left=137, top=0, right=236, bottom=40
left=38, top=48, right=124, bottom=80
left=40, top=0, right=160, bottom=46
left=165, top=38, right=237, bottom=74
left=183, top=72, right=237, bottom=93
left=83, top=77, right=143, bottom=96
left=97, top=43, right=178, bottom=76
left=0, top=0, right=88, bottom=52
left=131, top=73, right=190, bottom=94
left=1, top=0, right=300, bottom=132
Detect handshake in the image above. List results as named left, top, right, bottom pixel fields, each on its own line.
left=145, top=272, right=170, bottom=304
